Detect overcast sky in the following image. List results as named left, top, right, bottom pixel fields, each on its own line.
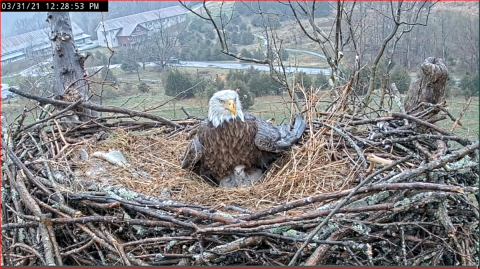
left=1, top=12, right=45, bottom=37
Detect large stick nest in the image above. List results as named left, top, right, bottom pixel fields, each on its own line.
left=1, top=86, right=478, bottom=266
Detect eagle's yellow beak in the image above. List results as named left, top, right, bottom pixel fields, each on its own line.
left=225, top=99, right=236, bottom=116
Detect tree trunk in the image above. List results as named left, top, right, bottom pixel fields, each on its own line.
left=47, top=12, right=95, bottom=120
left=403, top=57, right=449, bottom=113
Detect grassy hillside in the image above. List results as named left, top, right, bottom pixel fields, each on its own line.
left=2, top=79, right=478, bottom=141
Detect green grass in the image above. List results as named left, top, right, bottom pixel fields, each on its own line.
left=440, top=97, right=479, bottom=140
left=99, top=89, right=479, bottom=140
left=0, top=76, right=21, bottom=86
left=102, top=90, right=293, bottom=121
left=112, top=69, right=159, bottom=80
left=111, top=66, right=234, bottom=81
left=1, top=98, right=38, bottom=126
left=2, top=74, right=478, bottom=142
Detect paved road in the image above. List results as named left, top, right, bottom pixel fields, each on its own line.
left=254, top=34, right=328, bottom=61
left=10, top=32, right=333, bottom=78
left=13, top=58, right=331, bottom=78
left=284, top=48, right=327, bottom=60
left=174, top=61, right=331, bottom=75
left=84, top=61, right=330, bottom=76
left=78, top=42, right=100, bottom=51
left=118, top=78, right=162, bottom=82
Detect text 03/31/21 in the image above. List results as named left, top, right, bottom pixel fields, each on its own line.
left=0, top=1, right=109, bottom=12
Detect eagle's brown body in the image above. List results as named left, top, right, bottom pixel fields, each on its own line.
left=198, top=115, right=258, bottom=180
left=181, top=89, right=305, bottom=186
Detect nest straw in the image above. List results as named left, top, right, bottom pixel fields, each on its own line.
left=72, top=128, right=352, bottom=211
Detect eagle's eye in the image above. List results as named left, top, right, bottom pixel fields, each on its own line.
left=219, top=99, right=225, bottom=104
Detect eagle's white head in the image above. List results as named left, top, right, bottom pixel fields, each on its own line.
left=208, top=89, right=245, bottom=127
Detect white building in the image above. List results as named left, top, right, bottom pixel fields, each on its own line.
left=95, top=5, right=187, bottom=48
left=1, top=22, right=90, bottom=65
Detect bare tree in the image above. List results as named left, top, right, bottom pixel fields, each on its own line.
left=131, top=34, right=156, bottom=71
left=354, top=1, right=436, bottom=108
left=116, top=33, right=153, bottom=81
left=149, top=11, right=186, bottom=72
left=107, top=1, right=178, bottom=19
left=20, top=30, right=57, bottom=98
left=70, top=12, right=99, bottom=36
left=178, top=1, right=302, bottom=109
left=458, top=16, right=479, bottom=73
left=13, top=13, right=46, bottom=35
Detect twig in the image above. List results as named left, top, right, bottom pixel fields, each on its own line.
left=384, top=134, right=470, bottom=144
left=386, top=141, right=479, bottom=183
left=315, top=121, right=368, bottom=168
left=21, top=100, right=82, bottom=132
left=61, top=239, right=95, bottom=257
left=121, top=203, right=194, bottom=229
left=11, top=243, right=47, bottom=265
left=4, top=165, right=56, bottom=265
left=288, top=154, right=416, bottom=265
left=304, top=228, right=348, bottom=266
left=390, top=112, right=466, bottom=144
left=245, top=155, right=414, bottom=221
left=400, top=227, right=407, bottom=266
left=34, top=198, right=121, bottom=257
left=451, top=97, right=472, bottom=132
left=120, top=237, right=195, bottom=248
left=181, top=107, right=193, bottom=118
left=1, top=138, right=54, bottom=197
left=7, top=88, right=182, bottom=129
left=193, top=236, right=266, bottom=265
left=199, top=203, right=394, bottom=233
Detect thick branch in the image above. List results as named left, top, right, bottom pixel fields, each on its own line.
left=7, top=88, right=182, bottom=129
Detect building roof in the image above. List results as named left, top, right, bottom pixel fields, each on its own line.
left=117, top=23, right=139, bottom=37
left=96, top=5, right=187, bottom=32
left=116, top=23, right=149, bottom=37
left=75, top=33, right=92, bottom=40
left=0, top=51, right=25, bottom=61
left=1, top=22, right=84, bottom=56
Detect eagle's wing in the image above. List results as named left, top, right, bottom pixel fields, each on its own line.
left=181, top=135, right=203, bottom=170
left=254, top=113, right=306, bottom=153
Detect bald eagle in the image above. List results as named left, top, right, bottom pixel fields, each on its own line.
left=181, top=89, right=306, bottom=187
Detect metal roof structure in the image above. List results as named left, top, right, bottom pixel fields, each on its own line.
left=1, top=22, right=85, bottom=56
left=95, top=5, right=187, bottom=32
left=1, top=51, right=24, bottom=61
left=116, top=23, right=149, bottom=37
left=117, top=23, right=139, bottom=37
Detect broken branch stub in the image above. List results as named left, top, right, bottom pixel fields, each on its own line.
left=403, top=57, right=449, bottom=113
